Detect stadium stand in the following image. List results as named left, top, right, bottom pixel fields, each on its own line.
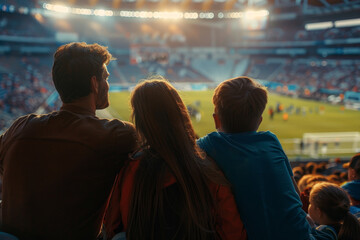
left=0, top=0, right=359, bottom=129
left=0, top=12, right=53, bottom=37
left=0, top=56, right=55, bottom=133
left=191, top=58, right=235, bottom=83
left=245, top=58, right=360, bottom=100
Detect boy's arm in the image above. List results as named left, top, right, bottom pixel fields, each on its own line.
left=282, top=150, right=300, bottom=195
left=278, top=136, right=301, bottom=196
left=286, top=158, right=300, bottom=196
left=291, top=176, right=301, bottom=196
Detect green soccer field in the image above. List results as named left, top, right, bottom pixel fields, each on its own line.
left=107, top=90, right=360, bottom=156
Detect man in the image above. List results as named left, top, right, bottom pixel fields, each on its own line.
left=0, top=42, right=137, bottom=239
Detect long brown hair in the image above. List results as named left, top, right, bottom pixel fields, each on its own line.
left=127, top=78, right=221, bottom=240
left=310, top=182, right=360, bottom=240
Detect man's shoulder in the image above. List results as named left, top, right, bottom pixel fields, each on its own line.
left=97, top=119, right=137, bottom=152
left=5, top=112, right=135, bottom=143
left=4, top=113, right=46, bottom=134
left=56, top=110, right=135, bottom=135
left=95, top=118, right=136, bottom=140
left=14, top=112, right=46, bottom=122
left=98, top=118, right=135, bottom=130
left=0, top=113, right=48, bottom=154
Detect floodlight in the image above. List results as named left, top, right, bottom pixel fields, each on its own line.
left=72, top=8, right=92, bottom=15
left=94, top=9, right=113, bottom=16
left=335, top=18, right=360, bottom=28
left=227, top=12, right=242, bottom=19
left=184, top=12, right=198, bottom=19
left=9, top=5, right=15, bottom=12
left=18, top=7, right=29, bottom=14
left=243, top=9, right=269, bottom=19
left=305, top=22, right=333, bottom=31
left=43, top=4, right=70, bottom=14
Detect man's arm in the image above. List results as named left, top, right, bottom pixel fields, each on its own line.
left=0, top=116, right=28, bottom=177
left=0, top=133, right=4, bottom=177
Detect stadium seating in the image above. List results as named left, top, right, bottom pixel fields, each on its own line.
left=191, top=58, right=235, bottom=83
left=0, top=56, right=55, bottom=133
left=0, top=12, right=53, bottom=38
left=0, top=2, right=359, bottom=133
left=245, top=58, right=359, bottom=99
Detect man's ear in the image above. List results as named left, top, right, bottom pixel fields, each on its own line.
left=213, top=113, right=221, bottom=131
left=91, top=76, right=98, bottom=95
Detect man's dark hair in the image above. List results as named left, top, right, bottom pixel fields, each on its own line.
left=52, top=42, right=113, bottom=103
left=213, top=76, right=268, bottom=133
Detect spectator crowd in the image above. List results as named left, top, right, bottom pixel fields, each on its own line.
left=0, top=56, right=58, bottom=133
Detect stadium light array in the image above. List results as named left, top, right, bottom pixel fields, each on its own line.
left=72, top=8, right=92, bottom=15
left=335, top=18, right=360, bottom=28
left=18, top=7, right=29, bottom=14
left=8, top=5, right=15, bottom=12
left=42, top=3, right=268, bottom=20
left=153, top=12, right=183, bottom=19
left=94, top=9, right=114, bottom=17
left=184, top=13, right=199, bottom=19
left=305, top=22, right=333, bottom=31
left=43, top=3, right=70, bottom=14
left=243, top=9, right=269, bottom=19
left=225, top=12, right=241, bottom=18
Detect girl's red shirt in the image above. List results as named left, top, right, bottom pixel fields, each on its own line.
left=103, top=158, right=247, bottom=240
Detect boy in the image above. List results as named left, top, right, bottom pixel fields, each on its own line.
left=197, top=77, right=311, bottom=240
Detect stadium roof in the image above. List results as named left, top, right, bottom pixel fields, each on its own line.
left=1, top=0, right=359, bottom=18
left=32, top=0, right=360, bottom=12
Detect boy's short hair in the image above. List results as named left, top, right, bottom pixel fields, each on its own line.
left=213, top=76, right=267, bottom=133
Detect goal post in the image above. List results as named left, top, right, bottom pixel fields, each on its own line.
left=281, top=132, right=360, bottom=158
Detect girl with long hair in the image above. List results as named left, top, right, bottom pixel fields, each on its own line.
left=103, top=78, right=247, bottom=240
left=308, top=182, right=360, bottom=240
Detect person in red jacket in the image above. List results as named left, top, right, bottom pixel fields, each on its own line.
left=103, top=78, right=247, bottom=240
